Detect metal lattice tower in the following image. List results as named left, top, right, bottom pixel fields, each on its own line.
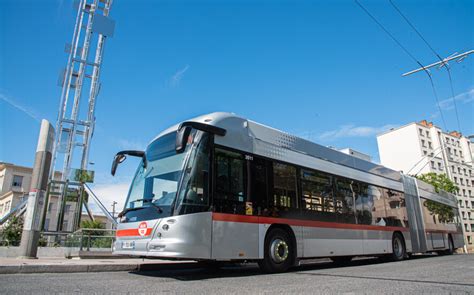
left=47, top=0, right=115, bottom=233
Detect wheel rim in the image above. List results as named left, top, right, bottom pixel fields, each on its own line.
left=394, top=237, right=403, bottom=258
left=270, top=238, right=289, bottom=264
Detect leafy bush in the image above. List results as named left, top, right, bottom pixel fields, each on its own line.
left=0, top=216, right=23, bottom=246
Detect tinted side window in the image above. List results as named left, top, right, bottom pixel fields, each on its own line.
left=213, top=148, right=246, bottom=214
left=300, top=169, right=336, bottom=222
left=267, top=162, right=298, bottom=218
left=357, top=183, right=372, bottom=225
left=334, top=178, right=356, bottom=224
left=383, top=189, right=408, bottom=227
left=250, top=157, right=268, bottom=216
left=369, top=185, right=387, bottom=226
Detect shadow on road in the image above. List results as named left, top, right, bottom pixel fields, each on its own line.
left=129, top=254, right=441, bottom=282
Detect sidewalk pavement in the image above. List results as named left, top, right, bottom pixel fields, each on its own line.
left=0, top=257, right=196, bottom=274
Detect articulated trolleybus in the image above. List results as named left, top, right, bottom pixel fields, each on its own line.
left=112, top=112, right=463, bottom=273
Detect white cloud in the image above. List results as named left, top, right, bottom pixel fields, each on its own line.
left=169, top=65, right=190, bottom=87
left=437, top=88, right=474, bottom=110
left=0, top=92, right=40, bottom=122
left=317, top=124, right=398, bottom=141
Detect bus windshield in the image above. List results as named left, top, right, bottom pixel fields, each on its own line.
left=121, top=131, right=192, bottom=222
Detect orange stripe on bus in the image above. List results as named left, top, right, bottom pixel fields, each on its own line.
left=116, top=228, right=152, bottom=237
left=212, top=212, right=409, bottom=232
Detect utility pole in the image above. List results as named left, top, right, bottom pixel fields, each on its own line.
left=111, top=201, right=117, bottom=229
left=19, top=120, right=55, bottom=259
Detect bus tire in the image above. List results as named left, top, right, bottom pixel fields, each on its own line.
left=390, top=232, right=406, bottom=261
left=330, top=256, right=353, bottom=265
left=444, top=235, right=455, bottom=255
left=258, top=227, right=294, bottom=273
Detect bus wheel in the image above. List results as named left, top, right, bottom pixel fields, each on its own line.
left=444, top=236, right=454, bottom=255
left=258, top=228, right=294, bottom=273
left=330, top=256, right=353, bottom=265
left=391, top=232, right=406, bottom=261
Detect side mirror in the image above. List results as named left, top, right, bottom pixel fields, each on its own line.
left=111, top=154, right=126, bottom=176
left=111, top=150, right=145, bottom=176
left=175, top=126, right=192, bottom=153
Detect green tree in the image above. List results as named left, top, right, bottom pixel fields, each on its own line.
left=1, top=216, right=24, bottom=246
left=416, top=173, right=458, bottom=223
left=416, top=172, right=459, bottom=194
left=80, top=219, right=112, bottom=248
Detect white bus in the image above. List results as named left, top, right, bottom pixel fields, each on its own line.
left=111, top=112, right=464, bottom=273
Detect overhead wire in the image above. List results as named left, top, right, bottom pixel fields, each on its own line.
left=354, top=0, right=448, bottom=130
left=389, top=0, right=462, bottom=132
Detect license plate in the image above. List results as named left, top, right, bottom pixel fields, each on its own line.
left=122, top=241, right=135, bottom=249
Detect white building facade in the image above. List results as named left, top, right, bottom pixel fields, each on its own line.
left=377, top=120, right=474, bottom=252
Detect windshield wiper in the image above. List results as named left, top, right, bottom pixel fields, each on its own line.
left=132, top=198, right=163, bottom=213
left=117, top=206, right=146, bottom=218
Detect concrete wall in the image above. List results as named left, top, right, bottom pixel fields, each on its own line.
left=0, top=246, right=66, bottom=258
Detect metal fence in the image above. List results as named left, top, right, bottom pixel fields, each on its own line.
left=66, top=228, right=116, bottom=251
left=0, top=229, right=116, bottom=250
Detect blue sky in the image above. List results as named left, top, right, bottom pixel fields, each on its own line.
left=1, top=0, right=473, bottom=209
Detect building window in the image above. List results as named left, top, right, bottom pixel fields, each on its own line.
left=44, top=219, right=50, bottom=231
left=12, top=175, right=23, bottom=187
left=423, top=150, right=428, bottom=156
left=62, top=220, right=69, bottom=231
left=5, top=201, right=11, bottom=212
left=428, top=142, right=432, bottom=149
left=419, top=128, right=424, bottom=136
left=431, top=161, right=435, bottom=169
left=65, top=204, right=71, bottom=213
left=421, top=140, right=426, bottom=147
left=48, top=203, right=54, bottom=212
left=426, top=130, right=430, bottom=137
left=437, top=162, right=442, bottom=170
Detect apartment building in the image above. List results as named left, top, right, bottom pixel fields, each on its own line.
left=377, top=120, right=474, bottom=252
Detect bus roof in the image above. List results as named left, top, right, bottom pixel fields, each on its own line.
left=150, top=112, right=457, bottom=206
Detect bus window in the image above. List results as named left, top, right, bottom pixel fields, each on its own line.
left=250, top=157, right=268, bottom=216
left=369, top=185, right=387, bottom=226
left=334, top=178, right=356, bottom=224
left=300, top=169, right=336, bottom=222
left=383, top=189, right=408, bottom=228
left=213, top=148, right=247, bottom=214
left=357, top=183, right=372, bottom=225
left=268, top=162, right=298, bottom=218
left=176, top=132, right=211, bottom=215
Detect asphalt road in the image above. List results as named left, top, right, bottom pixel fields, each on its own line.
left=2, top=254, right=473, bottom=294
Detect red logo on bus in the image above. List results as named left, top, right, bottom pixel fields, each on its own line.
left=138, top=222, right=148, bottom=236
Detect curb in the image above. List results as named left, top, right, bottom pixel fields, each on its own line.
left=0, top=261, right=198, bottom=275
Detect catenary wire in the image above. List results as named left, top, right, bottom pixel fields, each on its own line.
left=389, top=0, right=462, bottom=132
left=354, top=0, right=448, bottom=130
